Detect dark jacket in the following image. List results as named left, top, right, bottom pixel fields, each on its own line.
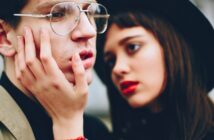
left=0, top=74, right=110, bottom=140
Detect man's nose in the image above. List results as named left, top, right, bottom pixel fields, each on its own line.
left=70, top=13, right=96, bottom=41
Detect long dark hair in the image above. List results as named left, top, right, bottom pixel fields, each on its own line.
left=96, top=11, right=214, bottom=140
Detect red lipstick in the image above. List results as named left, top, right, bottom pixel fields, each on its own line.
left=120, top=81, right=139, bottom=96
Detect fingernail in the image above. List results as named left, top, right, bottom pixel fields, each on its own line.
left=16, top=36, right=22, bottom=51
left=17, top=36, right=21, bottom=45
left=40, top=27, right=46, bottom=35
left=17, top=35, right=23, bottom=44
left=24, top=27, right=28, bottom=36
left=40, top=28, right=43, bottom=34
left=73, top=53, right=80, bottom=63
left=17, top=35, right=22, bottom=40
left=40, top=28, right=49, bottom=39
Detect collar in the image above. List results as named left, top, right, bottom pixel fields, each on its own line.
left=0, top=85, right=35, bottom=139
left=0, top=72, right=53, bottom=140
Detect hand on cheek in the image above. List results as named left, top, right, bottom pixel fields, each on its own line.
left=14, top=26, right=88, bottom=139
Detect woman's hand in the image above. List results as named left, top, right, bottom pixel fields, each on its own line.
left=15, top=27, right=87, bottom=139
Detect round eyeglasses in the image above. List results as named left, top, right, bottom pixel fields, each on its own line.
left=14, top=2, right=110, bottom=36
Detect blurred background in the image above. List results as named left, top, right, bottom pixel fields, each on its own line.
left=0, top=0, right=213, bottom=131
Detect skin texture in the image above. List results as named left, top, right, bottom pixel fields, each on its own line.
left=0, top=0, right=98, bottom=139
left=9, top=0, right=97, bottom=86
left=104, top=24, right=166, bottom=112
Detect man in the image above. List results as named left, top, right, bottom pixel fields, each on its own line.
left=0, top=0, right=110, bottom=140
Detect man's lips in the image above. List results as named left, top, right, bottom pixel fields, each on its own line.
left=120, top=81, right=139, bottom=96
left=79, top=50, right=93, bottom=60
left=69, top=50, right=95, bottom=69
left=79, top=50, right=94, bottom=69
left=66, top=50, right=94, bottom=84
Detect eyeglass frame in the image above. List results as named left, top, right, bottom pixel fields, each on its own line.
left=13, top=1, right=110, bottom=36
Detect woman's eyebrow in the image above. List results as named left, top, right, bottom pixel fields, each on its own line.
left=119, top=35, right=145, bottom=45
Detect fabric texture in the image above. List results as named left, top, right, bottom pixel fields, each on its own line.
left=0, top=72, right=110, bottom=140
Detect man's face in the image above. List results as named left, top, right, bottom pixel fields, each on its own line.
left=12, top=0, right=97, bottom=84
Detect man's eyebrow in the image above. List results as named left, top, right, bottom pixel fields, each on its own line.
left=35, top=0, right=63, bottom=11
left=35, top=0, right=97, bottom=11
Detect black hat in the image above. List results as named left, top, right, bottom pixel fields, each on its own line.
left=95, top=0, right=214, bottom=91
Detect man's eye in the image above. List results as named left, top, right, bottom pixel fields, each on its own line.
left=51, top=12, right=65, bottom=18
left=126, top=44, right=141, bottom=54
left=50, top=8, right=66, bottom=22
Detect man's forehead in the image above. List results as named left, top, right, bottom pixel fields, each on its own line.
left=37, top=0, right=96, bottom=6
left=33, top=0, right=96, bottom=11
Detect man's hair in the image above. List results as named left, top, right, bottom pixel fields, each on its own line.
left=0, top=0, right=28, bottom=28
left=96, top=11, right=214, bottom=140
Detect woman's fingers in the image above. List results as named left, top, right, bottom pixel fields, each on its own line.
left=15, top=28, right=88, bottom=134
left=17, top=35, right=26, bottom=75
left=16, top=35, right=35, bottom=87
left=14, top=54, right=21, bottom=80
left=24, top=27, right=45, bottom=79
left=40, top=28, right=64, bottom=78
left=72, top=54, right=88, bottom=95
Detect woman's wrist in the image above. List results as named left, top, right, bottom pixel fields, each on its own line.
left=53, top=114, right=84, bottom=140
left=63, top=136, right=88, bottom=140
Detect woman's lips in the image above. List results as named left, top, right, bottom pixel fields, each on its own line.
left=120, top=81, right=139, bottom=96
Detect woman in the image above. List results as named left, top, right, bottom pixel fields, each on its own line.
left=95, top=0, right=214, bottom=140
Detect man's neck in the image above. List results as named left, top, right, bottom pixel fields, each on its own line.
left=5, top=57, right=34, bottom=99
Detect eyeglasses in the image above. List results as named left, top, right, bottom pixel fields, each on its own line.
left=14, top=2, right=110, bottom=36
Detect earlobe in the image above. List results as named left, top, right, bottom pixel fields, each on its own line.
left=0, top=19, right=16, bottom=57
left=0, top=44, right=16, bottom=57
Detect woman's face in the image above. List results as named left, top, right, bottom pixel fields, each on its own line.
left=104, top=24, right=166, bottom=110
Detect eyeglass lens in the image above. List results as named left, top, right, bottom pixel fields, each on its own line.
left=50, top=2, right=108, bottom=36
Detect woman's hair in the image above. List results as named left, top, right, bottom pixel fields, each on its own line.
left=97, top=11, right=214, bottom=140
left=0, top=0, right=28, bottom=28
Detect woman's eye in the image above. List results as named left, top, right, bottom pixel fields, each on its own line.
left=105, top=59, right=115, bottom=70
left=104, top=55, right=115, bottom=70
left=126, top=44, right=141, bottom=54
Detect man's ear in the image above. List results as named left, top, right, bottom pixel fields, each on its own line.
left=0, top=19, right=16, bottom=57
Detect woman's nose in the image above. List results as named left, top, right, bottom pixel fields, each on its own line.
left=112, top=57, right=130, bottom=78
